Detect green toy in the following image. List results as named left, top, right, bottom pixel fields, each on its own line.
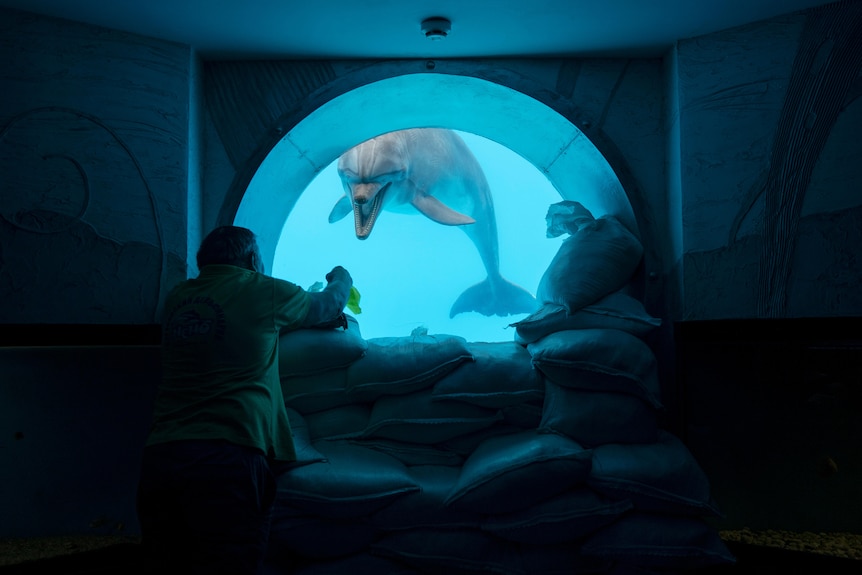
left=307, top=281, right=362, bottom=315
left=347, top=286, right=362, bottom=314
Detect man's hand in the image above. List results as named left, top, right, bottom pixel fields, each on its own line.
left=300, top=267, right=354, bottom=328
left=325, top=266, right=352, bottom=286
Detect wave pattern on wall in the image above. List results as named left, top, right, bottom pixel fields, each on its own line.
left=758, top=0, right=862, bottom=318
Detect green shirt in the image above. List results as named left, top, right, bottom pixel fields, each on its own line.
left=147, top=264, right=311, bottom=461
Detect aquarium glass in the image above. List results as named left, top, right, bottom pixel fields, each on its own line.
left=273, top=131, right=565, bottom=343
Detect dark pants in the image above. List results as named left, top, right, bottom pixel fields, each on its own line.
left=136, top=440, right=278, bottom=575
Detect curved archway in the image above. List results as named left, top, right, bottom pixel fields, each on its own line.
left=235, top=73, right=637, bottom=269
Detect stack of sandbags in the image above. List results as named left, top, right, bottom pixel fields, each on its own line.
left=365, top=342, right=596, bottom=575
left=270, top=323, right=502, bottom=572
left=272, top=328, right=593, bottom=574
left=508, top=201, right=733, bottom=572
left=523, top=328, right=731, bottom=571
left=265, top=201, right=734, bottom=574
left=513, top=201, right=666, bottom=450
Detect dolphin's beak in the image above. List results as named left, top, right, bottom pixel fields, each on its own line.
left=353, top=182, right=389, bottom=239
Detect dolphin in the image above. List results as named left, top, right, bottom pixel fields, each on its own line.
left=329, top=128, right=538, bottom=318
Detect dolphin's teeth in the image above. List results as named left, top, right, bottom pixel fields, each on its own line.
left=353, top=183, right=387, bottom=238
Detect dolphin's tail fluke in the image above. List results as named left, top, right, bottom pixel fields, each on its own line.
left=449, top=277, right=539, bottom=319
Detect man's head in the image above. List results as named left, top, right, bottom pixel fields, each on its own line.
left=197, top=226, right=264, bottom=273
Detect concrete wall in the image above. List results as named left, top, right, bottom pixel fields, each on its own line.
left=677, top=2, right=862, bottom=319
left=0, top=8, right=192, bottom=324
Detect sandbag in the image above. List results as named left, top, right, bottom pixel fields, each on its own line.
left=537, top=201, right=643, bottom=314
left=362, top=390, right=502, bottom=445
left=481, top=487, right=633, bottom=545
left=512, top=291, right=661, bottom=345
left=285, top=407, right=327, bottom=467
left=346, top=334, right=474, bottom=402
left=527, top=328, right=663, bottom=409
left=444, top=430, right=592, bottom=515
left=372, top=528, right=611, bottom=575
left=304, top=404, right=371, bottom=441
left=436, top=424, right=525, bottom=458
left=581, top=512, right=736, bottom=569
left=370, top=529, right=521, bottom=575
left=431, top=341, right=543, bottom=408
left=288, top=553, right=419, bottom=575
left=500, top=403, right=543, bottom=429
left=544, top=199, right=596, bottom=236
left=282, top=368, right=352, bottom=414
left=587, top=430, right=722, bottom=516
left=275, top=441, right=419, bottom=519
left=267, top=515, right=379, bottom=561
left=372, top=465, right=481, bottom=531
left=279, top=314, right=367, bottom=377
left=283, top=334, right=474, bottom=413
left=348, top=438, right=464, bottom=467
left=516, top=543, right=613, bottom=575
left=540, top=381, right=659, bottom=447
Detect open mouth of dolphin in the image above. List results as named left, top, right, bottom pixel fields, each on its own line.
left=353, top=183, right=389, bottom=239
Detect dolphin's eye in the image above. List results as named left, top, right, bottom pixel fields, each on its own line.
left=374, top=170, right=405, bottom=182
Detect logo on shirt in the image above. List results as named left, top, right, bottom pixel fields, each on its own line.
left=164, top=296, right=226, bottom=343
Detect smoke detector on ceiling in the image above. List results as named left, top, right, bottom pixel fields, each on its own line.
left=421, top=17, right=452, bottom=40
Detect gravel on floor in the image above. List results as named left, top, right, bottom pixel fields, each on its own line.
left=721, top=528, right=862, bottom=560
left=3, top=530, right=861, bottom=568
left=0, top=535, right=140, bottom=567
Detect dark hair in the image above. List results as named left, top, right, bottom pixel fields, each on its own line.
left=196, top=226, right=264, bottom=273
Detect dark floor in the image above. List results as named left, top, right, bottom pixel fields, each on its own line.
left=0, top=541, right=860, bottom=575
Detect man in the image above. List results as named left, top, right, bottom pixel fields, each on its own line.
left=137, top=225, right=353, bottom=574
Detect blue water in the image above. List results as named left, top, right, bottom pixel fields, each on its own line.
left=273, top=131, right=564, bottom=343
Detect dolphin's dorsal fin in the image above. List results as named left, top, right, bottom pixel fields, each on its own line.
left=411, top=194, right=476, bottom=226
left=328, top=195, right=353, bottom=223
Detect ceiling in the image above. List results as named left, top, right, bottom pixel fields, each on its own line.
left=0, top=0, right=836, bottom=59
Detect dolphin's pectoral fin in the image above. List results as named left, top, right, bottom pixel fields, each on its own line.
left=411, top=194, right=476, bottom=226
left=449, top=277, right=539, bottom=318
left=328, top=195, right=353, bottom=223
